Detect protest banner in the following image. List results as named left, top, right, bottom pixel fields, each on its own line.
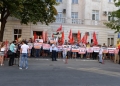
left=34, top=43, right=42, bottom=49
left=72, top=46, right=79, bottom=52
left=43, top=43, right=50, bottom=50
left=93, top=47, right=100, bottom=52
left=79, top=47, right=86, bottom=54
left=57, top=45, right=63, bottom=51
left=102, top=47, right=108, bottom=53
left=108, top=48, right=116, bottom=53
left=86, top=47, right=93, bottom=53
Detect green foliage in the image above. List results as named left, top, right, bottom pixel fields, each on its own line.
left=104, top=0, right=120, bottom=33
left=0, top=0, right=58, bottom=25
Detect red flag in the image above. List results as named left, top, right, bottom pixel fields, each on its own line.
left=56, top=25, right=62, bottom=32
left=68, top=29, right=73, bottom=44
left=93, top=32, right=98, bottom=45
left=81, top=34, right=87, bottom=44
left=42, top=31, right=45, bottom=42
left=33, top=32, right=37, bottom=42
left=72, top=36, right=74, bottom=44
left=45, top=31, right=48, bottom=42
left=77, top=30, right=81, bottom=43
left=61, top=31, right=64, bottom=44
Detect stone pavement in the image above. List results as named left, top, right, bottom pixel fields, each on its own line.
left=0, top=58, right=120, bottom=86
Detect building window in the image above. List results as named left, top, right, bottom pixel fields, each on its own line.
left=72, top=0, right=78, bottom=4
left=92, top=10, right=99, bottom=20
left=71, top=12, right=78, bottom=18
left=56, top=0, right=62, bottom=2
left=14, top=29, right=22, bottom=40
left=56, top=12, right=62, bottom=18
left=56, top=12, right=64, bottom=23
left=107, top=35, right=114, bottom=46
left=108, top=0, right=113, bottom=2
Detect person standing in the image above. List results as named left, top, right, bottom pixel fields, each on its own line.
left=99, top=45, right=103, bottom=63
left=0, top=42, right=6, bottom=66
left=62, top=46, right=67, bottom=62
left=19, top=41, right=29, bottom=69
left=51, top=42, right=57, bottom=61
left=9, top=41, right=16, bottom=66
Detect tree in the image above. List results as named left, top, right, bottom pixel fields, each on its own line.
left=0, top=0, right=58, bottom=41
left=104, top=0, right=120, bottom=33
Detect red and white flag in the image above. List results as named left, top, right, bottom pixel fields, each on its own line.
left=45, top=31, right=48, bottom=42
left=42, top=31, right=45, bottom=42
left=56, top=25, right=62, bottom=32
left=77, top=30, right=81, bottom=43
left=93, top=32, right=98, bottom=45
left=61, top=31, right=64, bottom=44
left=33, top=32, right=37, bottom=42
left=68, top=29, right=73, bottom=44
left=81, top=34, right=87, bottom=44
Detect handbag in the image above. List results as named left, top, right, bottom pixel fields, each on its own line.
left=7, top=50, right=13, bottom=56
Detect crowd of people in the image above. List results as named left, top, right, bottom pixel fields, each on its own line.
left=0, top=38, right=120, bottom=69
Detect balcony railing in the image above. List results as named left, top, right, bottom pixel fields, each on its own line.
left=72, top=19, right=84, bottom=24
left=55, top=17, right=84, bottom=24
left=55, top=18, right=66, bottom=23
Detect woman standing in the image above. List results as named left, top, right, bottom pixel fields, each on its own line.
left=0, top=42, right=5, bottom=66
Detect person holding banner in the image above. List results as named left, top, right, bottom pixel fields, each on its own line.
left=86, top=42, right=90, bottom=59
left=34, top=40, right=42, bottom=58
left=51, top=42, right=58, bottom=61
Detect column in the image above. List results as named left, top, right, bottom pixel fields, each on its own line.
left=66, top=0, right=72, bottom=24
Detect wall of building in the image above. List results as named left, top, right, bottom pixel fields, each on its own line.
left=2, top=0, right=118, bottom=46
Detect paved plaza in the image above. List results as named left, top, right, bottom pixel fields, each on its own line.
left=0, top=58, right=120, bottom=86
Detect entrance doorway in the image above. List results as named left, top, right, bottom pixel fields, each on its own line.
left=33, top=31, right=43, bottom=39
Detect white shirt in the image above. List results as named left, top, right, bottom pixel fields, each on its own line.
left=21, top=44, right=29, bottom=53
left=99, top=48, right=103, bottom=54
left=52, top=44, right=58, bottom=51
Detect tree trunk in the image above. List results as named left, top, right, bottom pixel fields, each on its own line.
left=0, top=7, right=10, bottom=41
left=0, top=20, right=6, bottom=41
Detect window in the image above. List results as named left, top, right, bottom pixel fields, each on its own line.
left=14, top=29, right=22, bottom=40
left=108, top=0, right=113, bottom=2
left=92, top=10, right=99, bottom=20
left=55, top=12, right=66, bottom=23
left=56, top=12, right=62, bottom=18
left=71, top=12, right=78, bottom=18
left=72, top=0, right=78, bottom=4
left=56, top=0, right=62, bottom=2
left=107, top=35, right=114, bottom=46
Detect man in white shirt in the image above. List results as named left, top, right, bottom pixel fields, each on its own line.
left=51, top=42, right=58, bottom=61
left=19, top=41, right=29, bottom=69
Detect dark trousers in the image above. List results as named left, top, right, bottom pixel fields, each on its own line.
left=35, top=49, right=40, bottom=57
left=9, top=53, right=15, bottom=66
left=93, top=52, right=98, bottom=60
left=52, top=50, right=57, bottom=61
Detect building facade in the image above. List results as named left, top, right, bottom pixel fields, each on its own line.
left=3, top=0, right=119, bottom=46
